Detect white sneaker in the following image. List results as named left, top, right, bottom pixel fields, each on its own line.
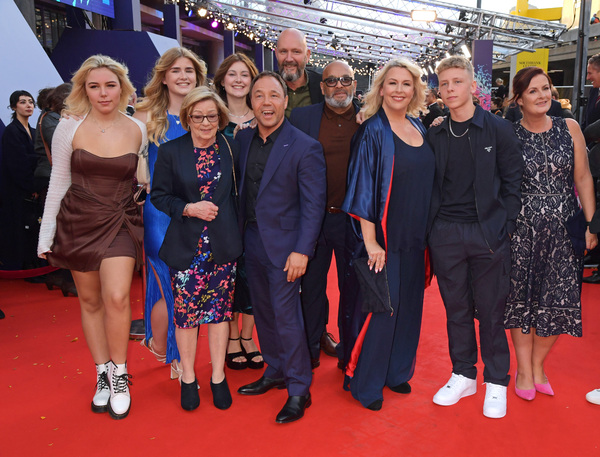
left=91, top=362, right=110, bottom=413
left=433, top=373, right=477, bottom=406
left=586, top=389, right=600, bottom=405
left=483, top=383, right=507, bottom=419
left=108, top=361, right=132, bottom=419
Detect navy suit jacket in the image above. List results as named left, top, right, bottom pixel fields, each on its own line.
left=237, top=119, right=327, bottom=268
left=584, top=87, right=600, bottom=130
left=289, top=101, right=361, bottom=139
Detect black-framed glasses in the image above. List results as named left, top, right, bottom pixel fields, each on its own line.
left=323, top=76, right=354, bottom=87
left=189, top=113, right=220, bottom=124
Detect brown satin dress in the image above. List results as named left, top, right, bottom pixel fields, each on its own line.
left=48, top=149, right=143, bottom=272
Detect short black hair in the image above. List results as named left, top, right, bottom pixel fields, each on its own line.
left=249, top=71, right=288, bottom=98
left=9, top=90, right=34, bottom=121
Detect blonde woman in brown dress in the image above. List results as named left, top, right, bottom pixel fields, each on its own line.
left=38, top=55, right=147, bottom=420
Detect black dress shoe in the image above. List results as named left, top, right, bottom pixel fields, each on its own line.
left=583, top=270, right=600, bottom=284
left=366, top=399, right=382, bottom=411
left=275, top=394, right=311, bottom=423
left=0, top=309, right=5, bottom=319
left=311, top=358, right=320, bottom=369
left=320, top=331, right=338, bottom=358
left=389, top=382, right=411, bottom=394
left=237, top=376, right=286, bottom=395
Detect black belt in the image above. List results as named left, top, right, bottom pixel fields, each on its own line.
left=327, top=207, right=344, bottom=214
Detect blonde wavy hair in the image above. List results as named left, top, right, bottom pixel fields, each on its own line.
left=362, top=58, right=426, bottom=120
left=136, top=47, right=207, bottom=145
left=63, top=55, right=135, bottom=117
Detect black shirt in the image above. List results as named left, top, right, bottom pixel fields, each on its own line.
left=438, top=117, right=478, bottom=223
left=244, top=121, right=285, bottom=222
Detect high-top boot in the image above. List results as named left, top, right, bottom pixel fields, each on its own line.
left=108, top=361, right=132, bottom=419
left=91, top=362, right=110, bottom=413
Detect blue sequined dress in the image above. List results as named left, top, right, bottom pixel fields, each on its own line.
left=144, top=112, right=186, bottom=363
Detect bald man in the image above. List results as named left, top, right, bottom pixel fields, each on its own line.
left=289, top=60, right=361, bottom=370
left=276, top=28, right=324, bottom=117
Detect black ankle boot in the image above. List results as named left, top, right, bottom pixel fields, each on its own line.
left=181, top=379, right=200, bottom=411
left=210, top=377, right=232, bottom=410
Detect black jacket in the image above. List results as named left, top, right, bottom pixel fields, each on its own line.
left=427, top=105, right=524, bottom=251
left=151, top=131, right=242, bottom=270
left=421, top=102, right=445, bottom=129
left=306, top=68, right=325, bottom=105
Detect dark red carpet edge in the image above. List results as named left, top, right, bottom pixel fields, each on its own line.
left=1, top=266, right=599, bottom=457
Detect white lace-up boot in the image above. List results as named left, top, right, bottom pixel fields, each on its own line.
left=108, top=361, right=132, bottom=419
left=91, top=362, right=110, bottom=413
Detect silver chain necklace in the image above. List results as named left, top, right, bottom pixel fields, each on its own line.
left=449, top=117, right=469, bottom=138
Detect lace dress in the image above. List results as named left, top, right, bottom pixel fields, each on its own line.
left=505, top=117, right=582, bottom=337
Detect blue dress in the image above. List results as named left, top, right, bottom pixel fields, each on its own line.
left=144, top=112, right=186, bottom=363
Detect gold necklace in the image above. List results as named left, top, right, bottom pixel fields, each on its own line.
left=89, top=114, right=120, bottom=133
left=229, top=108, right=250, bottom=119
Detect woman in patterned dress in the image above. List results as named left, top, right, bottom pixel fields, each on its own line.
left=505, top=66, right=597, bottom=400
left=151, top=87, right=242, bottom=411
left=134, top=48, right=207, bottom=378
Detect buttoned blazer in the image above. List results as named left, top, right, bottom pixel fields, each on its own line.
left=236, top=120, right=326, bottom=268
left=151, top=131, right=242, bottom=270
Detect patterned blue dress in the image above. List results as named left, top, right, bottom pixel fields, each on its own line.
left=170, top=144, right=235, bottom=327
left=505, top=117, right=582, bottom=337
left=144, top=112, right=186, bottom=363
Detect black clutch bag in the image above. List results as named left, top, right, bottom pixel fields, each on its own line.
left=353, top=256, right=393, bottom=315
left=565, top=209, right=586, bottom=256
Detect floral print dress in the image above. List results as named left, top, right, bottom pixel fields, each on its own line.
left=171, top=143, right=235, bottom=328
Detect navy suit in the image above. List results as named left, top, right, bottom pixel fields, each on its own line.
left=237, top=120, right=326, bottom=396
left=289, top=102, right=362, bottom=365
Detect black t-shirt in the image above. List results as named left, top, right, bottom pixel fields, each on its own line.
left=438, top=117, right=478, bottom=223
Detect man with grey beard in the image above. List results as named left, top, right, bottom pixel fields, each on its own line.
left=276, top=28, right=324, bottom=117
left=289, top=60, right=361, bottom=370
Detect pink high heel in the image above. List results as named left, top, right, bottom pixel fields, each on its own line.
left=515, top=371, right=536, bottom=401
left=534, top=377, right=555, bottom=396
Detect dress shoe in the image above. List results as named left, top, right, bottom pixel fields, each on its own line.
left=534, top=379, right=554, bottom=396
left=433, top=373, right=477, bottom=406
left=389, top=382, right=411, bottom=394
left=483, top=383, right=507, bottom=419
left=366, top=399, right=383, bottom=411
left=320, top=331, right=338, bottom=358
left=583, top=255, right=600, bottom=268
left=0, top=309, right=5, bottom=319
left=210, top=376, right=232, bottom=410
left=583, top=270, right=600, bottom=284
left=275, top=394, right=311, bottom=423
left=311, top=358, right=320, bottom=369
left=586, top=388, right=600, bottom=405
left=237, top=376, right=286, bottom=395
left=514, top=372, right=535, bottom=401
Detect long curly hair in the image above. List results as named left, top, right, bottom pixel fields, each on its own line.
left=362, top=58, right=426, bottom=120
left=63, top=55, right=135, bottom=117
left=136, top=47, right=207, bottom=145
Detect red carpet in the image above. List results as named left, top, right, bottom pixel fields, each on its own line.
left=1, top=267, right=599, bottom=456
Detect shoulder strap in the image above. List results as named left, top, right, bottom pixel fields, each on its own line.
left=220, top=132, right=238, bottom=197
left=39, top=111, right=52, bottom=166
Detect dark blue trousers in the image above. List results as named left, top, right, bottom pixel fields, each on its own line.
left=428, top=219, right=511, bottom=386
left=349, top=249, right=425, bottom=408
left=301, top=212, right=350, bottom=360
left=244, top=223, right=312, bottom=396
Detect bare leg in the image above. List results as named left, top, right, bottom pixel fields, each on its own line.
left=99, top=256, right=136, bottom=364
left=71, top=270, right=109, bottom=364
left=208, top=322, right=229, bottom=383
left=227, top=313, right=245, bottom=363
left=240, top=314, right=263, bottom=364
left=532, top=333, right=559, bottom=384
left=148, top=262, right=168, bottom=355
left=510, top=328, right=534, bottom=390
left=175, top=327, right=198, bottom=384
